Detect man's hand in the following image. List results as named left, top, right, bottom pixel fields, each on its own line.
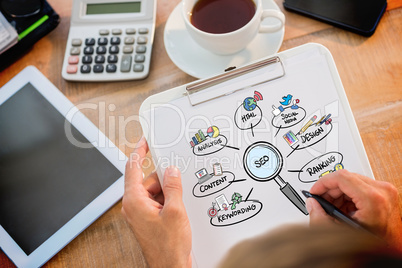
left=307, top=169, right=402, bottom=251
left=121, top=137, right=192, bottom=267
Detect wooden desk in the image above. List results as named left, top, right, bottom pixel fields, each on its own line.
left=1, top=1, right=401, bottom=267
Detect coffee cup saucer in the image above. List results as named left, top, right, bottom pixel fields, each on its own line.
left=163, top=0, right=284, bottom=79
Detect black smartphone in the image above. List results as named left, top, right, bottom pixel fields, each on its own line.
left=283, top=0, right=387, bottom=37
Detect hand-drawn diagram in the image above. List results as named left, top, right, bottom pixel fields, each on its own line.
left=192, top=163, right=241, bottom=198
left=243, top=141, right=308, bottom=215
left=234, top=91, right=264, bottom=136
left=295, top=151, right=345, bottom=183
left=190, top=125, right=239, bottom=156
left=280, top=112, right=334, bottom=158
left=194, top=92, right=341, bottom=227
left=271, top=94, right=306, bottom=137
left=208, top=188, right=263, bottom=227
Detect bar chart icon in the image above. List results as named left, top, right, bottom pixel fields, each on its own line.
left=190, top=129, right=207, bottom=147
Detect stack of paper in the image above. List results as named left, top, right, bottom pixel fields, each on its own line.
left=0, top=12, right=18, bottom=55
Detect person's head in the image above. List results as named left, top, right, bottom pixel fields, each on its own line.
left=219, top=224, right=402, bottom=268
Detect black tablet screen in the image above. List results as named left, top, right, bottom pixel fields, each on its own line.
left=283, top=0, right=387, bottom=36
left=0, top=83, right=122, bottom=255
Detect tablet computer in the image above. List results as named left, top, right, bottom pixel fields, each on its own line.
left=0, top=66, right=126, bottom=268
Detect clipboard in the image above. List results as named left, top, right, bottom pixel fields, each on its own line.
left=139, top=43, right=373, bottom=268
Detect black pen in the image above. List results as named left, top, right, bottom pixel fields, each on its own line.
left=301, top=190, right=365, bottom=230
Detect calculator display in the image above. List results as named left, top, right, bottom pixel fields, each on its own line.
left=86, top=2, right=141, bottom=15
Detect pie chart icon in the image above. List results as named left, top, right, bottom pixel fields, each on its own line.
left=207, top=126, right=220, bottom=138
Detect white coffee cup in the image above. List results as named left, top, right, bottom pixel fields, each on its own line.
left=182, top=0, right=285, bottom=55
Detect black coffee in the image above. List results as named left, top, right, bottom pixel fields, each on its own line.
left=191, top=0, right=256, bottom=34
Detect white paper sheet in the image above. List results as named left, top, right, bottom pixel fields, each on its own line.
left=0, top=12, right=18, bottom=54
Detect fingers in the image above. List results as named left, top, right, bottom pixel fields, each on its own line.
left=308, top=170, right=394, bottom=230
left=306, top=198, right=334, bottom=226
left=153, top=192, right=165, bottom=205
left=321, top=188, right=344, bottom=202
left=162, top=166, right=183, bottom=207
left=143, top=172, right=162, bottom=196
left=310, top=170, right=372, bottom=203
left=125, top=136, right=149, bottom=189
left=122, top=136, right=152, bottom=220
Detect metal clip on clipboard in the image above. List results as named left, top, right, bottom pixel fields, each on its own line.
left=186, top=56, right=285, bottom=106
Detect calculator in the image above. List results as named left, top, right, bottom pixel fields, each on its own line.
left=61, top=0, right=156, bottom=81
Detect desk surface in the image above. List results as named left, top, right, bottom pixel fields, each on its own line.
left=1, top=0, right=401, bottom=267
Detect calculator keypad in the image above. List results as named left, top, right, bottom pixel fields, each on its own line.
left=68, top=56, right=79, bottom=64
left=106, top=64, right=117, bottom=73
left=65, top=27, right=149, bottom=76
left=95, top=55, right=105, bottom=63
left=82, top=56, right=92, bottom=64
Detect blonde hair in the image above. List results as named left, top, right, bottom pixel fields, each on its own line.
left=219, top=224, right=401, bottom=268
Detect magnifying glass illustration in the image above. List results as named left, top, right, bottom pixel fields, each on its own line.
left=243, top=141, right=308, bottom=215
